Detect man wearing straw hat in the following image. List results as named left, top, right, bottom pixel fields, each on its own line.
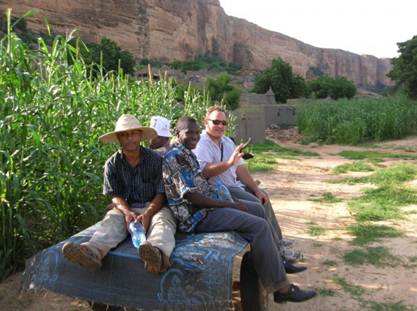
left=62, top=114, right=176, bottom=273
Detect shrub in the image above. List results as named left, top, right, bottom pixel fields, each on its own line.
left=223, top=88, right=241, bottom=110
left=0, top=14, right=136, bottom=75
left=308, top=75, right=356, bottom=99
left=78, top=37, right=136, bottom=75
left=389, top=35, right=417, bottom=99
left=170, top=54, right=241, bottom=75
left=207, top=73, right=241, bottom=110
left=253, top=58, right=309, bottom=103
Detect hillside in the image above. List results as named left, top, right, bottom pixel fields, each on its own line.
left=0, top=0, right=392, bottom=88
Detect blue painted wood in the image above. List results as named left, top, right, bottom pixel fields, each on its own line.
left=22, top=223, right=248, bottom=311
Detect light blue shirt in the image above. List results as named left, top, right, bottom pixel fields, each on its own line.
left=194, top=131, right=245, bottom=189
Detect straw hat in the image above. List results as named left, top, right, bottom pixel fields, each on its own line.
left=150, top=116, right=171, bottom=138
left=99, top=114, right=157, bottom=144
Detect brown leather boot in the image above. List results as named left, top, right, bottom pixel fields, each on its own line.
left=62, top=242, right=102, bottom=272
left=139, top=242, right=170, bottom=273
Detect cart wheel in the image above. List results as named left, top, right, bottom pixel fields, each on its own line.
left=240, top=252, right=268, bottom=311
left=88, top=301, right=123, bottom=311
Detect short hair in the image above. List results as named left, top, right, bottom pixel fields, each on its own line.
left=205, top=105, right=226, bottom=119
left=175, top=116, right=197, bottom=132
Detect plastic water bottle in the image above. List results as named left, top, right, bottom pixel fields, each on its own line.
left=128, top=221, right=146, bottom=248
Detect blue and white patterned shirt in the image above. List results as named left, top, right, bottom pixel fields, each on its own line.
left=162, top=143, right=233, bottom=232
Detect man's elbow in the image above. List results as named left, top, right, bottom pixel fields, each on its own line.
left=183, top=192, right=195, bottom=202
left=184, top=191, right=203, bottom=203
left=202, top=171, right=211, bottom=179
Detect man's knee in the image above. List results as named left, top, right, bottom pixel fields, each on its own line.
left=150, top=217, right=176, bottom=233
left=152, top=208, right=177, bottom=226
left=102, top=208, right=126, bottom=227
left=246, top=201, right=266, bottom=219
left=256, top=203, right=266, bottom=218
left=106, top=209, right=124, bottom=218
left=150, top=218, right=176, bottom=231
left=252, top=217, right=269, bottom=234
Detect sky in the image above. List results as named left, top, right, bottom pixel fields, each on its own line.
left=219, top=0, right=416, bottom=58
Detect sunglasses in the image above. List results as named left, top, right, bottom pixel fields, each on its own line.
left=209, top=119, right=228, bottom=126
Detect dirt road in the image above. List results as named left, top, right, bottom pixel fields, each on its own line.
left=264, top=135, right=417, bottom=311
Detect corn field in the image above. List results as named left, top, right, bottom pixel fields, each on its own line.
left=297, top=96, right=417, bottom=145
left=0, top=10, right=215, bottom=280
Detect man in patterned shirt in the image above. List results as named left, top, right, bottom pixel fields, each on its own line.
left=62, top=114, right=176, bottom=273
left=162, top=117, right=316, bottom=304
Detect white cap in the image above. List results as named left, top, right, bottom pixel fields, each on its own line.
left=150, top=116, right=171, bottom=138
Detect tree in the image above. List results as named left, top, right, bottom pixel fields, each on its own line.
left=293, top=75, right=311, bottom=98
left=80, top=37, right=135, bottom=75
left=207, top=73, right=241, bottom=110
left=329, top=77, right=356, bottom=99
left=308, top=75, right=356, bottom=99
left=171, top=54, right=241, bottom=74
left=309, top=75, right=333, bottom=98
left=388, top=35, right=417, bottom=99
left=253, top=58, right=308, bottom=103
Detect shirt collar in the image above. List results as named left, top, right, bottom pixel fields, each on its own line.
left=118, top=146, right=145, bottom=165
left=201, top=130, right=225, bottom=146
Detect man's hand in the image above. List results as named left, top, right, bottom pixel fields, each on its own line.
left=255, top=189, right=269, bottom=205
left=232, top=199, right=248, bottom=212
left=227, top=144, right=244, bottom=166
left=124, top=210, right=139, bottom=226
left=137, top=211, right=152, bottom=232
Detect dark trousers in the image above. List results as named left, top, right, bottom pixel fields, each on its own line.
left=195, top=200, right=289, bottom=292
left=228, top=186, right=284, bottom=243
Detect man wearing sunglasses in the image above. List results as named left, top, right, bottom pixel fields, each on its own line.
left=194, top=106, right=303, bottom=265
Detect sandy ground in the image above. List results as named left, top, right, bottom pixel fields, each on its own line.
left=263, top=135, right=417, bottom=311
left=2, top=135, right=417, bottom=311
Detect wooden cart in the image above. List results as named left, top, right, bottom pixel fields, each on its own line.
left=22, top=223, right=268, bottom=311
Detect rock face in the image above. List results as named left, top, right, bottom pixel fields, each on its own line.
left=1, top=0, right=392, bottom=86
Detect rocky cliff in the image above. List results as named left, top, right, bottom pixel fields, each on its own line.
left=0, top=0, right=392, bottom=87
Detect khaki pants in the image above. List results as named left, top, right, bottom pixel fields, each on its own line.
left=83, top=205, right=176, bottom=260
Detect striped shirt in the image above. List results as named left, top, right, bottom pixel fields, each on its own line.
left=103, top=147, right=164, bottom=206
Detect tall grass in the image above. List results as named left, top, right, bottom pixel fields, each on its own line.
left=297, top=96, right=417, bottom=145
left=0, top=11, right=213, bottom=280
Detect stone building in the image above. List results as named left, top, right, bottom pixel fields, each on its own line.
left=234, top=89, right=296, bottom=143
